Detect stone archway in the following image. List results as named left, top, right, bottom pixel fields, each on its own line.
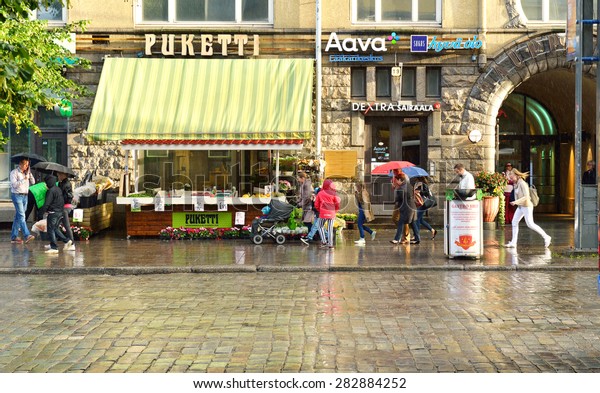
left=460, top=33, right=596, bottom=171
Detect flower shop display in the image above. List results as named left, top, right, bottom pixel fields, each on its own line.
left=475, top=171, right=508, bottom=224
left=159, top=226, right=253, bottom=240
left=70, top=225, right=93, bottom=241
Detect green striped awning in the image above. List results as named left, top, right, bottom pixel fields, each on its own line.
left=87, top=58, right=314, bottom=141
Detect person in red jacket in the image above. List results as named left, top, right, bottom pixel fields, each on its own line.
left=313, top=179, right=341, bottom=249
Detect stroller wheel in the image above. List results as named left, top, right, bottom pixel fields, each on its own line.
left=275, top=234, right=286, bottom=245
left=252, top=234, right=264, bottom=245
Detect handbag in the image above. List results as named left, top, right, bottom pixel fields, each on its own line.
left=302, top=209, right=315, bottom=224
left=509, top=190, right=515, bottom=202
left=529, top=184, right=540, bottom=207
left=392, top=207, right=400, bottom=225
left=414, top=189, right=424, bottom=208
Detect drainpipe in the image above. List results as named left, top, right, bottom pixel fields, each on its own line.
left=478, top=0, right=488, bottom=71
left=315, top=0, right=323, bottom=173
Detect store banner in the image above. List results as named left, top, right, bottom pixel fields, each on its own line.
left=172, top=212, right=232, bottom=228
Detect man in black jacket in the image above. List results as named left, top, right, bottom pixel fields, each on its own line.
left=39, top=175, right=68, bottom=254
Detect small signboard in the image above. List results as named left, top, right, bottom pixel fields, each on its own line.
left=235, top=211, right=246, bottom=226
left=72, top=208, right=83, bottom=223
left=131, top=199, right=141, bottom=212
left=172, top=212, right=232, bottom=228
left=193, top=197, right=204, bottom=211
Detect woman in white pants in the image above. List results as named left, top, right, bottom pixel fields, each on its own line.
left=504, top=168, right=551, bottom=248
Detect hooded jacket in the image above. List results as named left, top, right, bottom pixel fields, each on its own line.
left=39, top=175, right=64, bottom=215
left=313, top=179, right=340, bottom=219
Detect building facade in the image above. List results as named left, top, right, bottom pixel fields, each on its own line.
left=1, top=0, right=595, bottom=218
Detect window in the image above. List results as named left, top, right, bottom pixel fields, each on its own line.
left=521, top=0, right=567, bottom=22
left=35, top=0, right=66, bottom=24
left=401, top=68, right=416, bottom=98
left=376, top=68, right=391, bottom=97
left=138, top=0, right=272, bottom=24
left=426, top=67, right=441, bottom=97
left=353, top=0, right=440, bottom=23
left=351, top=68, right=366, bottom=97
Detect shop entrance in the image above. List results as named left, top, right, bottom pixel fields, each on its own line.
left=365, top=116, right=427, bottom=207
left=497, top=94, right=559, bottom=213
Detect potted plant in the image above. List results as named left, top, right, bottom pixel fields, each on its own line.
left=475, top=171, right=507, bottom=224
left=276, top=156, right=296, bottom=176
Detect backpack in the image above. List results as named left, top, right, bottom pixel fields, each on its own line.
left=529, top=184, right=540, bottom=207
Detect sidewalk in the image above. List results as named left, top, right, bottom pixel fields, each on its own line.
left=1, top=219, right=597, bottom=274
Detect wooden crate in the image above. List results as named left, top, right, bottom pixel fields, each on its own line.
left=78, top=202, right=113, bottom=233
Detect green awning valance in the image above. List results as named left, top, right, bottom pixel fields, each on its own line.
left=87, top=58, right=314, bottom=141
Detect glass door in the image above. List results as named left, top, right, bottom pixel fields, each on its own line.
left=528, top=137, right=557, bottom=213
left=33, top=132, right=67, bottom=165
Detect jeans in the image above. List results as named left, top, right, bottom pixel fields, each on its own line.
left=11, top=193, right=30, bottom=240
left=357, top=209, right=373, bottom=239
left=416, top=210, right=433, bottom=232
left=62, top=207, right=74, bottom=242
left=394, top=217, right=420, bottom=242
left=47, top=212, right=68, bottom=250
left=306, top=211, right=326, bottom=241
left=509, top=206, right=549, bottom=245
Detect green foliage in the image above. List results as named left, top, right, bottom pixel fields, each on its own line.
left=0, top=1, right=89, bottom=149
left=498, top=193, right=505, bottom=225
left=475, top=171, right=507, bottom=197
left=336, top=213, right=357, bottom=222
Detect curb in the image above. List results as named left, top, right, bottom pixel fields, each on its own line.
left=0, top=265, right=597, bottom=275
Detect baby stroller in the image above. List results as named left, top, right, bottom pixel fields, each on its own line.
left=251, top=199, right=294, bottom=245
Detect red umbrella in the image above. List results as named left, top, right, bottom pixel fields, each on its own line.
left=371, top=161, right=415, bottom=175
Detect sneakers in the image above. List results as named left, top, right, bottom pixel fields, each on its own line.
left=44, top=244, right=52, bottom=250
left=389, top=240, right=399, bottom=244
left=370, top=231, right=377, bottom=241
left=354, top=238, right=366, bottom=245
left=504, top=242, right=516, bottom=248
left=45, top=248, right=59, bottom=254
left=64, top=240, right=75, bottom=251
left=11, top=239, right=23, bottom=244
left=300, top=237, right=310, bottom=245
left=544, top=236, right=552, bottom=248
left=24, top=235, right=35, bottom=244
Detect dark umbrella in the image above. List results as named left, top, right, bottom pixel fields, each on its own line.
left=32, top=161, right=76, bottom=178
left=10, top=152, right=47, bottom=166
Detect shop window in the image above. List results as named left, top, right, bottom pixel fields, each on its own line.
left=521, top=0, right=567, bottom=22
left=354, top=0, right=440, bottom=23
left=139, top=0, right=272, bottom=24
left=351, top=68, right=366, bottom=97
left=425, top=67, right=441, bottom=97
left=376, top=68, right=391, bottom=98
left=401, top=67, right=416, bottom=98
left=38, top=107, right=68, bottom=129
left=35, top=0, right=67, bottom=24
left=498, top=93, right=557, bottom=136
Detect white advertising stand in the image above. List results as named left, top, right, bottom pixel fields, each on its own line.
left=444, top=189, right=483, bottom=259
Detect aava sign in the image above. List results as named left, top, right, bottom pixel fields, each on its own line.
left=325, top=32, right=387, bottom=53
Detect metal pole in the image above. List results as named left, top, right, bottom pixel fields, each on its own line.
left=596, top=0, right=600, bottom=258
left=315, top=0, right=323, bottom=171
left=575, top=0, right=583, bottom=249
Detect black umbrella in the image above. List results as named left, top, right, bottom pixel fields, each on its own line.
left=10, top=152, right=47, bottom=166
left=32, top=161, right=76, bottom=178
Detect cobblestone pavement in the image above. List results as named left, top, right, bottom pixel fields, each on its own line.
left=1, top=271, right=599, bottom=373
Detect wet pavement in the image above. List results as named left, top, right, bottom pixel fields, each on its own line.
left=0, top=220, right=597, bottom=272
left=1, top=221, right=599, bottom=373
left=1, top=271, right=599, bottom=372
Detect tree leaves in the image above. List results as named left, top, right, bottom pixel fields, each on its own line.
left=0, top=1, right=89, bottom=148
